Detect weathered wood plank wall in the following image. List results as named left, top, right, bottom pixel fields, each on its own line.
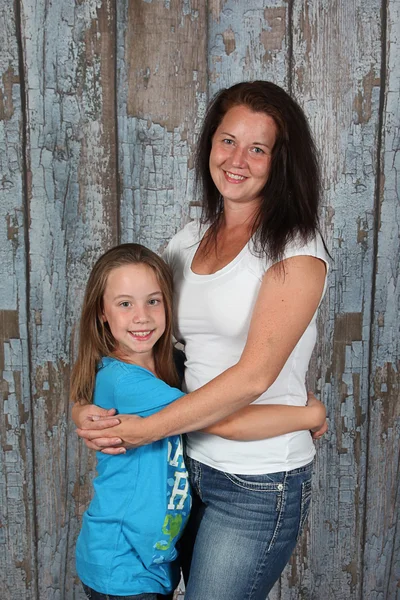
left=290, top=2, right=383, bottom=597
left=0, top=0, right=37, bottom=595
left=0, top=1, right=398, bottom=599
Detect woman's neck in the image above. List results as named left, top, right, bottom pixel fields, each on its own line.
left=221, top=198, right=260, bottom=231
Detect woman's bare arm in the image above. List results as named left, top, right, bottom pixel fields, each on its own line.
left=75, top=255, right=326, bottom=451
left=203, top=395, right=326, bottom=440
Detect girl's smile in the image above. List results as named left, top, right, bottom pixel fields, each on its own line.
left=102, top=263, right=166, bottom=369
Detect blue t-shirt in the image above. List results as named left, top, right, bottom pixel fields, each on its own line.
left=75, top=357, right=191, bottom=595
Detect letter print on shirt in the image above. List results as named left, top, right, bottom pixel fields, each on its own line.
left=153, top=436, right=191, bottom=561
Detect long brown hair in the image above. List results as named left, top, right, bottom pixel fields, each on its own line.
left=70, top=243, right=179, bottom=404
left=195, top=81, right=323, bottom=263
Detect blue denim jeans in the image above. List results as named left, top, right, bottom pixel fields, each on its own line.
left=82, top=583, right=172, bottom=600
left=181, top=456, right=313, bottom=600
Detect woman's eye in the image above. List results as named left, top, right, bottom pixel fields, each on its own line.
left=252, top=146, right=265, bottom=154
left=222, top=138, right=234, bottom=145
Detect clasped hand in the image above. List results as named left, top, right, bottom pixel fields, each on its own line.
left=74, top=406, right=148, bottom=454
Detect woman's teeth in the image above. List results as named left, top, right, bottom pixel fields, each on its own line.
left=226, top=171, right=246, bottom=180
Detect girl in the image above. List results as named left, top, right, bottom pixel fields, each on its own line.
left=72, top=243, right=325, bottom=599
left=71, top=244, right=191, bottom=599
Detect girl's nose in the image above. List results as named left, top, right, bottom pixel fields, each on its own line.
left=132, top=306, right=149, bottom=323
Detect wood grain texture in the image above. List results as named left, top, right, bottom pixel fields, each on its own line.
left=19, top=0, right=118, bottom=597
left=118, top=4, right=207, bottom=595
left=363, top=0, right=400, bottom=597
left=208, top=0, right=290, bottom=95
left=118, top=0, right=208, bottom=252
left=290, top=1, right=383, bottom=598
left=0, top=1, right=37, bottom=598
left=0, top=0, right=399, bottom=598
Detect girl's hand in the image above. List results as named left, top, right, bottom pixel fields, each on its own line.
left=306, top=391, right=328, bottom=440
left=71, top=402, right=120, bottom=429
left=76, top=414, right=153, bottom=455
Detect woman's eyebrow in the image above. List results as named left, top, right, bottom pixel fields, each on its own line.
left=219, top=131, right=270, bottom=147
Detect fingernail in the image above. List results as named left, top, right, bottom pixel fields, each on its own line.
left=91, top=416, right=100, bottom=421
left=118, top=448, right=126, bottom=454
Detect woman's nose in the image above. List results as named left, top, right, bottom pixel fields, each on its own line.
left=231, top=146, right=246, bottom=168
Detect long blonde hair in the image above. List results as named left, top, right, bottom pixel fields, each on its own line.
left=70, top=244, right=179, bottom=404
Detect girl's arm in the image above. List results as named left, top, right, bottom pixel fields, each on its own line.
left=75, top=255, right=326, bottom=450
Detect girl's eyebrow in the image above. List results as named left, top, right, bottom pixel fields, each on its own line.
left=147, top=290, right=163, bottom=297
left=113, top=290, right=162, bottom=300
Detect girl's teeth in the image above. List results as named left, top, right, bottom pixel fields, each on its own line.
left=131, top=331, right=151, bottom=337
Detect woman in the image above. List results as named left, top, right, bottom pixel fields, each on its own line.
left=73, top=81, right=329, bottom=599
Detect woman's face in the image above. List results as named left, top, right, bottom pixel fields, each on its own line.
left=209, top=104, right=277, bottom=208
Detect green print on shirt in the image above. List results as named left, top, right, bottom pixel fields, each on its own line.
left=155, top=514, right=183, bottom=551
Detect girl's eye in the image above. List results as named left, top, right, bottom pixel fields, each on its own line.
left=120, top=301, right=131, bottom=308
left=148, top=298, right=161, bottom=306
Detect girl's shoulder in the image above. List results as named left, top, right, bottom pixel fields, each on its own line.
left=97, top=357, right=154, bottom=382
left=96, top=357, right=184, bottom=415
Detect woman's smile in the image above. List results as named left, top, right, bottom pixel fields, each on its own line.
left=223, top=171, right=248, bottom=183
left=209, top=104, right=277, bottom=207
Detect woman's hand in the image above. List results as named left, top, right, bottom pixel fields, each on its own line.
left=311, top=420, right=328, bottom=440
left=72, top=402, right=124, bottom=452
left=76, top=414, right=154, bottom=455
left=306, top=392, right=328, bottom=440
left=71, top=402, right=120, bottom=428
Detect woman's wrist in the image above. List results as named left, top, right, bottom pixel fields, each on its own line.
left=143, top=413, right=167, bottom=444
left=306, top=402, right=326, bottom=431
left=119, top=413, right=164, bottom=447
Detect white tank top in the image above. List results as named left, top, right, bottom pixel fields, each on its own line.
left=164, top=220, right=329, bottom=474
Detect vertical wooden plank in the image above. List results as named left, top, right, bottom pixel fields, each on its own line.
left=208, top=0, right=290, bottom=95
left=363, top=0, right=400, bottom=597
left=20, top=0, right=118, bottom=596
left=118, top=0, right=208, bottom=251
left=289, top=1, right=382, bottom=598
left=0, top=1, right=37, bottom=597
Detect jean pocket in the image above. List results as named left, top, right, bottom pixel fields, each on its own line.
left=223, top=471, right=285, bottom=492
left=297, top=478, right=312, bottom=540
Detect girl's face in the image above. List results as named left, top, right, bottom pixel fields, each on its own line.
left=209, top=104, right=277, bottom=208
left=102, top=263, right=166, bottom=367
